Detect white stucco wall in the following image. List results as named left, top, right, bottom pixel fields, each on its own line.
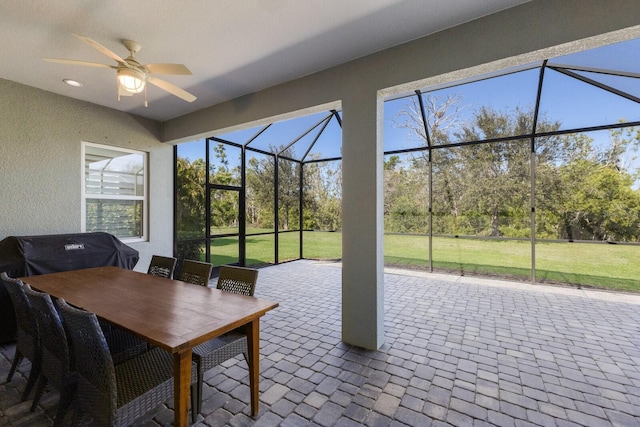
left=0, top=79, right=173, bottom=272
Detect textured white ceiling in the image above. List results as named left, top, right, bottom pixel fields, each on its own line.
left=0, top=0, right=529, bottom=121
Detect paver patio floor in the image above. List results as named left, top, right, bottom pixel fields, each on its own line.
left=1, top=260, right=639, bottom=426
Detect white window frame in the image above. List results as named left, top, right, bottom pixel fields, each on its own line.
left=81, top=141, right=148, bottom=242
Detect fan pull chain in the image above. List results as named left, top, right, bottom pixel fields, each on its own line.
left=144, top=84, right=148, bottom=107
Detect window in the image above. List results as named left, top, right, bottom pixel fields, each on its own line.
left=82, top=142, right=147, bottom=242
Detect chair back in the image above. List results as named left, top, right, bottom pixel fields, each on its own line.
left=1, top=273, right=38, bottom=359
left=55, top=298, right=117, bottom=424
left=178, top=259, right=213, bottom=286
left=23, top=285, right=70, bottom=387
left=216, top=265, right=258, bottom=296
left=147, top=255, right=177, bottom=279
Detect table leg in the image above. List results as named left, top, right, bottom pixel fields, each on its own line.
left=173, top=349, right=192, bottom=427
left=246, top=318, right=260, bottom=416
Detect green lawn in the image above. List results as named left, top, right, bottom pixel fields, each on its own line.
left=207, top=231, right=640, bottom=292
left=387, top=234, right=640, bottom=292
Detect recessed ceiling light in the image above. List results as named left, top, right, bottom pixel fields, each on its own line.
left=63, top=79, right=83, bottom=87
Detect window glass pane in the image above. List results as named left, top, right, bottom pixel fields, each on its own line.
left=539, top=68, right=640, bottom=131
left=536, top=129, right=640, bottom=243
left=246, top=233, right=275, bottom=266
left=85, top=146, right=144, bottom=196
left=303, top=230, right=341, bottom=260
left=286, top=118, right=327, bottom=161
left=246, top=151, right=275, bottom=232
left=278, top=158, right=300, bottom=231
left=247, top=112, right=330, bottom=154
left=176, top=140, right=206, bottom=239
left=305, top=112, right=342, bottom=160
left=535, top=129, right=640, bottom=290
left=571, top=71, right=640, bottom=101
left=551, top=38, right=640, bottom=74
left=85, top=199, right=142, bottom=238
left=209, top=141, right=241, bottom=186
left=278, top=230, right=299, bottom=262
left=216, top=125, right=265, bottom=145
left=431, top=141, right=531, bottom=280
left=384, top=95, right=428, bottom=152
left=383, top=151, right=431, bottom=269
left=83, top=142, right=146, bottom=240
left=177, top=240, right=206, bottom=263
left=303, top=160, right=342, bottom=232
left=384, top=152, right=429, bottom=234
left=177, top=139, right=206, bottom=161
left=210, top=236, right=239, bottom=267
left=210, top=189, right=239, bottom=235
left=422, top=68, right=539, bottom=145
left=534, top=241, right=640, bottom=291
left=384, top=234, right=429, bottom=268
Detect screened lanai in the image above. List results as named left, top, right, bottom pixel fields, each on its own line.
left=175, top=37, right=640, bottom=292
left=175, top=109, right=344, bottom=269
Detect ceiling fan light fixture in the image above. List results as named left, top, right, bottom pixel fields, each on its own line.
left=117, top=67, right=145, bottom=93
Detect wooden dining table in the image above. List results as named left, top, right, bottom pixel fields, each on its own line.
left=22, top=266, right=279, bottom=426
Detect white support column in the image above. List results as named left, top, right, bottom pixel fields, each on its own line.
left=341, top=89, right=384, bottom=350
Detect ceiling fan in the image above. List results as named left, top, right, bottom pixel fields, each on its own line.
left=43, top=33, right=197, bottom=106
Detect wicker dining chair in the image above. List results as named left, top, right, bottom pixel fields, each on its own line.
left=147, top=255, right=177, bottom=279
left=177, top=259, right=213, bottom=286
left=1, top=272, right=41, bottom=403
left=55, top=298, right=198, bottom=426
left=23, top=285, right=76, bottom=426
left=101, top=326, right=149, bottom=365
left=191, top=265, right=259, bottom=414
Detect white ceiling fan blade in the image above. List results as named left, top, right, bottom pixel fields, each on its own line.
left=73, top=33, right=126, bottom=64
left=145, top=63, right=192, bottom=75
left=148, top=76, right=197, bottom=102
left=43, top=58, right=115, bottom=68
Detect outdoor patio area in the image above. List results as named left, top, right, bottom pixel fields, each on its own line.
left=1, top=259, right=639, bottom=426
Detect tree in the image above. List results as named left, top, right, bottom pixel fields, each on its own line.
left=546, top=126, right=640, bottom=242
left=390, top=95, right=467, bottom=235
left=384, top=154, right=429, bottom=233
left=278, top=157, right=300, bottom=230
left=392, top=93, right=640, bottom=242
left=303, top=159, right=342, bottom=231
left=449, top=107, right=536, bottom=237
left=393, top=101, right=548, bottom=237
left=176, top=157, right=206, bottom=238
left=176, top=156, right=207, bottom=260
left=245, top=147, right=301, bottom=231
left=209, top=143, right=240, bottom=230
left=246, top=154, right=275, bottom=230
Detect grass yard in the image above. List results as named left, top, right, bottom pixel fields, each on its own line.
left=207, top=231, right=640, bottom=292
left=386, top=234, right=640, bottom=292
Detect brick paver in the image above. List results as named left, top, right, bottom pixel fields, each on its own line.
left=1, top=260, right=639, bottom=426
